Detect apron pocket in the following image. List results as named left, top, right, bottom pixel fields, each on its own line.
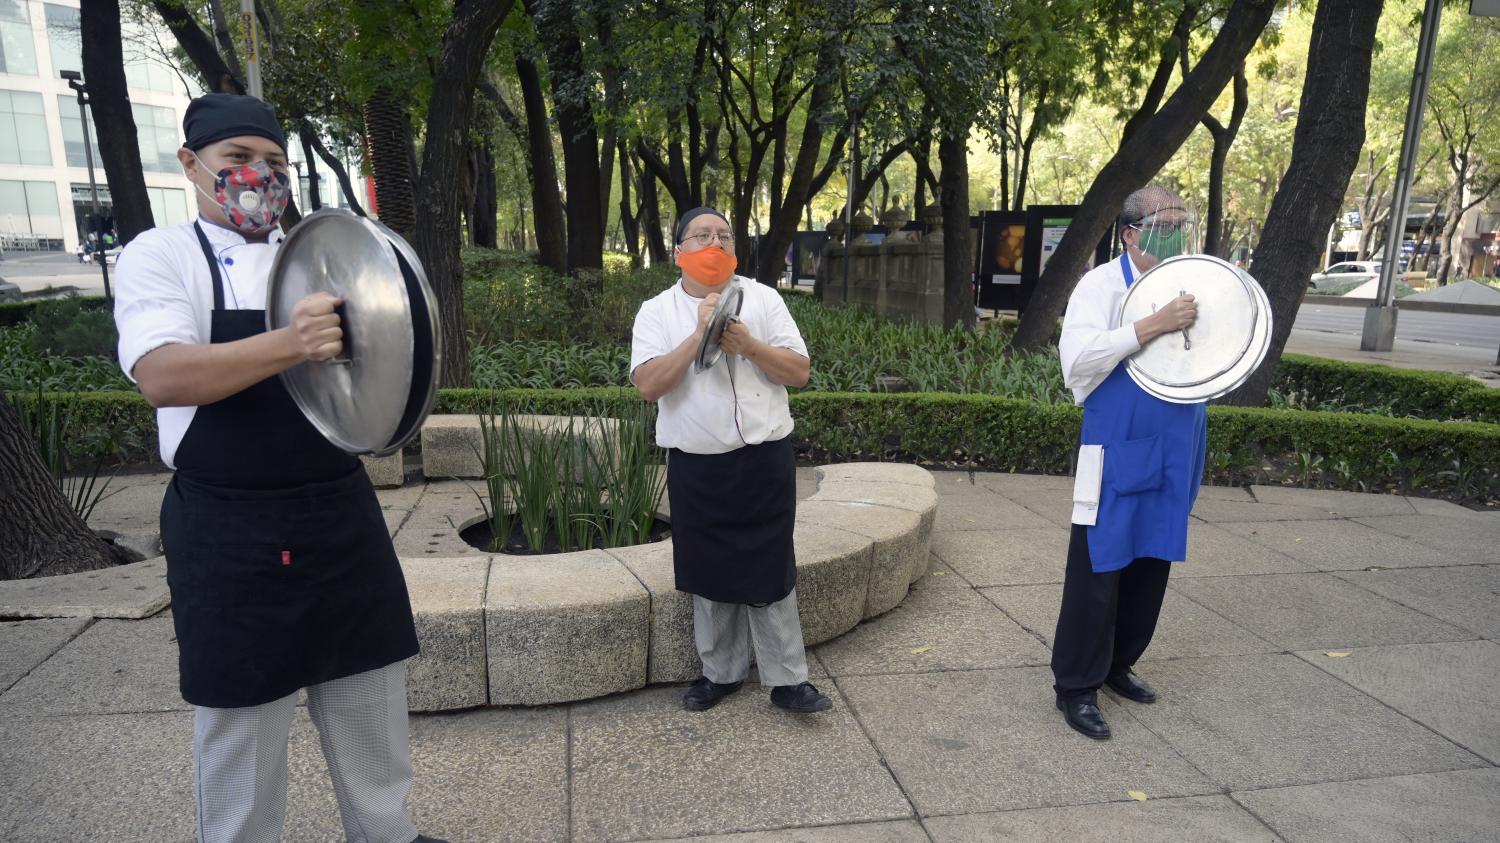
left=1105, top=435, right=1165, bottom=495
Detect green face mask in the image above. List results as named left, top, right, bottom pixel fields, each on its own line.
left=1138, top=227, right=1185, bottom=261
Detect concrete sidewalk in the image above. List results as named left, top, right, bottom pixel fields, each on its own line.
left=2, top=471, right=1497, bottom=841
left=1283, top=327, right=1500, bottom=385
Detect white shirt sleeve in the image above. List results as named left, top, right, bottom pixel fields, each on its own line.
left=1058, top=271, right=1140, bottom=404
left=113, top=229, right=202, bottom=383
left=628, top=296, right=671, bottom=385
left=758, top=285, right=809, bottom=357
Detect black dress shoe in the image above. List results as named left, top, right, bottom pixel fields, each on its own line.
left=412, top=836, right=451, bottom=843
left=1056, top=695, right=1111, bottom=740
left=770, top=681, right=833, bottom=713
left=683, top=676, right=743, bottom=711
left=1106, top=670, right=1157, bottom=704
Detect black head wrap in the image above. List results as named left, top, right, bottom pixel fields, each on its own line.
left=182, top=93, right=287, bottom=153
left=674, top=207, right=730, bottom=242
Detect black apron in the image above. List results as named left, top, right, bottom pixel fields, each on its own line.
left=667, top=435, right=797, bottom=605
left=158, top=221, right=419, bottom=709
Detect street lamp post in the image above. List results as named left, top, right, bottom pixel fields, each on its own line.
left=60, top=70, right=110, bottom=301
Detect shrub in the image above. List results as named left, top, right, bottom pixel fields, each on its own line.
left=51, top=388, right=1488, bottom=504
left=24, top=296, right=118, bottom=359
left=1269, top=354, right=1500, bottom=424
left=0, top=324, right=132, bottom=393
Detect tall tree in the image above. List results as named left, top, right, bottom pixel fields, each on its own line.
left=1220, top=0, right=1384, bottom=405
left=81, top=0, right=154, bottom=245
left=0, top=395, right=116, bottom=579
left=1012, top=0, right=1277, bottom=351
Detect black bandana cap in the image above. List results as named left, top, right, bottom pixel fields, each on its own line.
left=182, top=93, right=287, bottom=154
left=674, top=207, right=730, bottom=243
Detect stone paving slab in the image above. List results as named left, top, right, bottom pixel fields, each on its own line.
left=970, top=472, right=1074, bottom=496
left=374, top=481, right=427, bottom=510
left=934, top=488, right=1054, bottom=531
left=929, top=528, right=1068, bottom=586
left=1295, top=640, right=1500, bottom=764
left=0, top=711, right=197, bottom=839
left=1406, top=496, right=1491, bottom=518
left=1233, top=767, right=1500, bottom=843
left=569, top=684, right=912, bottom=842
left=917, top=555, right=972, bottom=589
left=924, top=795, right=1280, bottom=842
left=837, top=667, right=1217, bottom=816
left=814, top=580, right=1049, bottom=677
left=1353, top=514, right=1500, bottom=565
left=392, top=512, right=485, bottom=558
left=1174, top=522, right=1316, bottom=579
left=670, top=820, right=928, bottom=842
left=1188, top=499, right=1344, bottom=524
left=1249, top=485, right=1418, bottom=517
left=0, top=556, right=170, bottom=619
left=1334, top=565, right=1500, bottom=639
left=0, top=616, right=185, bottom=715
left=1171, top=573, right=1473, bottom=651
left=1191, top=485, right=1257, bottom=503
left=992, top=488, right=1075, bottom=528
left=0, top=617, right=88, bottom=693
left=85, top=476, right=169, bottom=531
left=1124, top=654, right=1485, bottom=791
left=979, top=584, right=1278, bottom=661
left=1216, top=519, right=1455, bottom=571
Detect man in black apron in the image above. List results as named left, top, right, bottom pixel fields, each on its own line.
left=629, top=207, right=832, bottom=714
left=113, top=94, right=443, bottom=843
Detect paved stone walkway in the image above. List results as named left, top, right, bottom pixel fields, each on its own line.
left=2, top=470, right=1497, bottom=841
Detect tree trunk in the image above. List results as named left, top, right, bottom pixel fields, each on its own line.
left=532, top=0, right=604, bottom=279
left=0, top=394, right=116, bottom=580
left=516, top=54, right=567, bottom=273
left=409, top=0, right=515, bottom=389
left=618, top=141, right=640, bottom=263
left=300, top=133, right=323, bottom=210
left=1203, top=65, right=1249, bottom=257
left=306, top=132, right=366, bottom=216
left=1219, top=0, right=1382, bottom=406
left=81, top=0, right=154, bottom=245
left=939, top=131, right=975, bottom=330
left=1013, top=0, right=1276, bottom=351
left=364, top=87, right=418, bottom=237
left=1435, top=184, right=1463, bottom=285
left=153, top=0, right=244, bottom=93
left=470, top=138, right=498, bottom=248
left=641, top=169, right=668, bottom=265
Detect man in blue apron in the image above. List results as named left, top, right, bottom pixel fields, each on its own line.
left=1051, top=186, right=1204, bottom=740
left=113, top=94, right=443, bottom=842
left=629, top=207, right=832, bottom=715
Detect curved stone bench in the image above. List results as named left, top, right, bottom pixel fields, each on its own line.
left=0, top=461, right=936, bottom=712
left=400, top=461, right=936, bottom=710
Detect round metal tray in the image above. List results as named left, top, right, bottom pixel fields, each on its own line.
left=265, top=209, right=441, bottom=456
left=1116, top=254, right=1272, bottom=404
left=693, top=282, right=746, bottom=373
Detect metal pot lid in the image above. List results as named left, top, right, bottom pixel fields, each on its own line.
left=266, top=209, right=442, bottom=456
left=1116, top=254, right=1271, bottom=403
left=693, top=282, right=746, bottom=373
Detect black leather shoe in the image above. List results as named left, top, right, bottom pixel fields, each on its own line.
left=1106, top=670, right=1157, bottom=704
left=683, top=676, right=743, bottom=711
left=770, top=681, right=833, bottom=713
left=1056, top=695, right=1111, bottom=739
left=412, top=836, right=451, bottom=843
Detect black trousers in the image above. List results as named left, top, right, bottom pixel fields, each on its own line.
left=1051, top=524, right=1171, bottom=702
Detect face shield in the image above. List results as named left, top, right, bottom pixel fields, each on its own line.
left=1127, top=204, right=1200, bottom=262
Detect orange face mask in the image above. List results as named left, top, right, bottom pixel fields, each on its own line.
left=676, top=245, right=737, bottom=287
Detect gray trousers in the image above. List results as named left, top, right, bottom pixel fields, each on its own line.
left=693, top=588, right=811, bottom=687
left=192, top=662, right=418, bottom=843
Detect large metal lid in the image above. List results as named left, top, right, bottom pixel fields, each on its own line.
left=693, top=282, right=746, bottom=373
left=266, top=209, right=441, bottom=456
left=1116, top=254, right=1273, bottom=404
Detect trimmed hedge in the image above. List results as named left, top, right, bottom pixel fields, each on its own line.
left=1272, top=353, right=1500, bottom=424
left=15, top=387, right=1498, bottom=505
left=0, top=295, right=110, bottom=328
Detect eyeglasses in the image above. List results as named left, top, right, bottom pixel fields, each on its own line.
left=681, top=231, right=735, bottom=248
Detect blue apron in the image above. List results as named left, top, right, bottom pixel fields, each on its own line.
left=1081, top=254, right=1208, bottom=573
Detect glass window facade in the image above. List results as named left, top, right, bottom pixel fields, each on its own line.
left=0, top=0, right=37, bottom=76
left=134, top=103, right=178, bottom=173
left=1, top=89, right=52, bottom=166
left=0, top=179, right=63, bottom=238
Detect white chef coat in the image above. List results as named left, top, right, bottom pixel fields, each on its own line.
left=113, top=217, right=286, bottom=467
left=1058, top=254, right=1144, bottom=406
left=629, top=275, right=808, bottom=455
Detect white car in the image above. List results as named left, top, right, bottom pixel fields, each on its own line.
left=1309, top=261, right=1382, bottom=290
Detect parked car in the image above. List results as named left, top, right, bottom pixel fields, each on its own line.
left=1309, top=260, right=1382, bottom=290
left=0, top=277, right=21, bottom=303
